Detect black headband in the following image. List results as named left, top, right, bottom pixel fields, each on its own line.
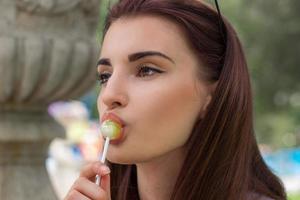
left=214, top=0, right=226, bottom=44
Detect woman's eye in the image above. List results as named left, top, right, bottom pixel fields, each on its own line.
left=138, top=65, right=164, bottom=77
left=97, top=72, right=111, bottom=85
left=97, top=65, right=164, bottom=86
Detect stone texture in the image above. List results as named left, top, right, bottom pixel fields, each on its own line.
left=0, top=0, right=100, bottom=199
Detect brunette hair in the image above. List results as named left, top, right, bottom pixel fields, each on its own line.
left=102, top=0, right=287, bottom=199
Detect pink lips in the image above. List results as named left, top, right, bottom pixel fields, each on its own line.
left=100, top=112, right=126, bottom=144
left=101, top=112, right=126, bottom=127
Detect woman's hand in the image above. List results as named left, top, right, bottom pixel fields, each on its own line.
left=64, top=161, right=111, bottom=200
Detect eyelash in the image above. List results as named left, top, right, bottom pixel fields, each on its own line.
left=96, top=65, right=164, bottom=85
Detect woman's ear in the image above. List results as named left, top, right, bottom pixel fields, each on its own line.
left=199, top=81, right=217, bottom=119
left=199, top=95, right=212, bottom=119
left=203, top=95, right=212, bottom=112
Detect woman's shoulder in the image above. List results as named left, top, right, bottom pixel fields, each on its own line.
left=247, top=191, right=275, bottom=200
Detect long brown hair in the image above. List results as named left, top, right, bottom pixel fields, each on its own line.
left=101, top=0, right=287, bottom=199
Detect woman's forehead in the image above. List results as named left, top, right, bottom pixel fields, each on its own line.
left=100, top=15, right=193, bottom=63
left=102, top=16, right=186, bottom=50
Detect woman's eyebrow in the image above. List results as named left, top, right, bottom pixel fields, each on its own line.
left=97, top=50, right=175, bottom=67
left=97, top=58, right=111, bottom=67
left=128, top=51, right=175, bottom=64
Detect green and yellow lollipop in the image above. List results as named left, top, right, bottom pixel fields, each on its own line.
left=96, top=119, right=123, bottom=185
left=100, top=120, right=122, bottom=140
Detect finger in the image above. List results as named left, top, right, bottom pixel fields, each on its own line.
left=72, top=177, right=108, bottom=200
left=79, top=161, right=99, bottom=179
left=79, top=161, right=110, bottom=180
left=100, top=172, right=111, bottom=198
left=64, top=189, right=90, bottom=200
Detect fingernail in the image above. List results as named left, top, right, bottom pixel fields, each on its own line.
left=101, top=166, right=111, bottom=175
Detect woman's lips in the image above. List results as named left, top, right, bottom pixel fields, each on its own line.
left=101, top=112, right=126, bottom=127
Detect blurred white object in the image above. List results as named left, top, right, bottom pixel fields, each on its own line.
left=281, top=175, right=300, bottom=193
left=47, top=138, right=84, bottom=199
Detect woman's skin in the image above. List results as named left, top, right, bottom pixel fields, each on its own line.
left=65, top=15, right=216, bottom=200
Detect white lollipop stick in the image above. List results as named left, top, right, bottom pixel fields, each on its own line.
left=95, top=137, right=110, bottom=186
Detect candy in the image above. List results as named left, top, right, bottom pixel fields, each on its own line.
left=100, top=120, right=122, bottom=140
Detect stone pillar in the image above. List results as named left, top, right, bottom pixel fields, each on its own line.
left=0, top=0, right=100, bottom=199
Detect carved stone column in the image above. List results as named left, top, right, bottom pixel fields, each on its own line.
left=0, top=0, right=100, bottom=199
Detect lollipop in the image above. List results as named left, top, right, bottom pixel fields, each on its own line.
left=95, top=119, right=123, bottom=185
left=100, top=120, right=122, bottom=140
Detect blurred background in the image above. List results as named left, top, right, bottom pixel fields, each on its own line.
left=0, top=0, right=298, bottom=199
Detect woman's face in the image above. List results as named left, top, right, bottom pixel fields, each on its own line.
left=97, top=15, right=213, bottom=164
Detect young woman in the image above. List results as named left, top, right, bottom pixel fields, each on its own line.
left=65, top=0, right=287, bottom=199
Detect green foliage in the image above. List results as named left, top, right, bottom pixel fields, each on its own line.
left=288, top=193, right=300, bottom=200
left=221, top=0, right=300, bottom=148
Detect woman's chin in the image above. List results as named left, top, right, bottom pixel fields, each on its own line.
left=107, top=153, right=136, bottom=165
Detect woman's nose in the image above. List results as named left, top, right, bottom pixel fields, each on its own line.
left=99, top=73, right=128, bottom=109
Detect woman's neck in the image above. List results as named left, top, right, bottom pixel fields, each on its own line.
left=136, top=147, right=186, bottom=200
